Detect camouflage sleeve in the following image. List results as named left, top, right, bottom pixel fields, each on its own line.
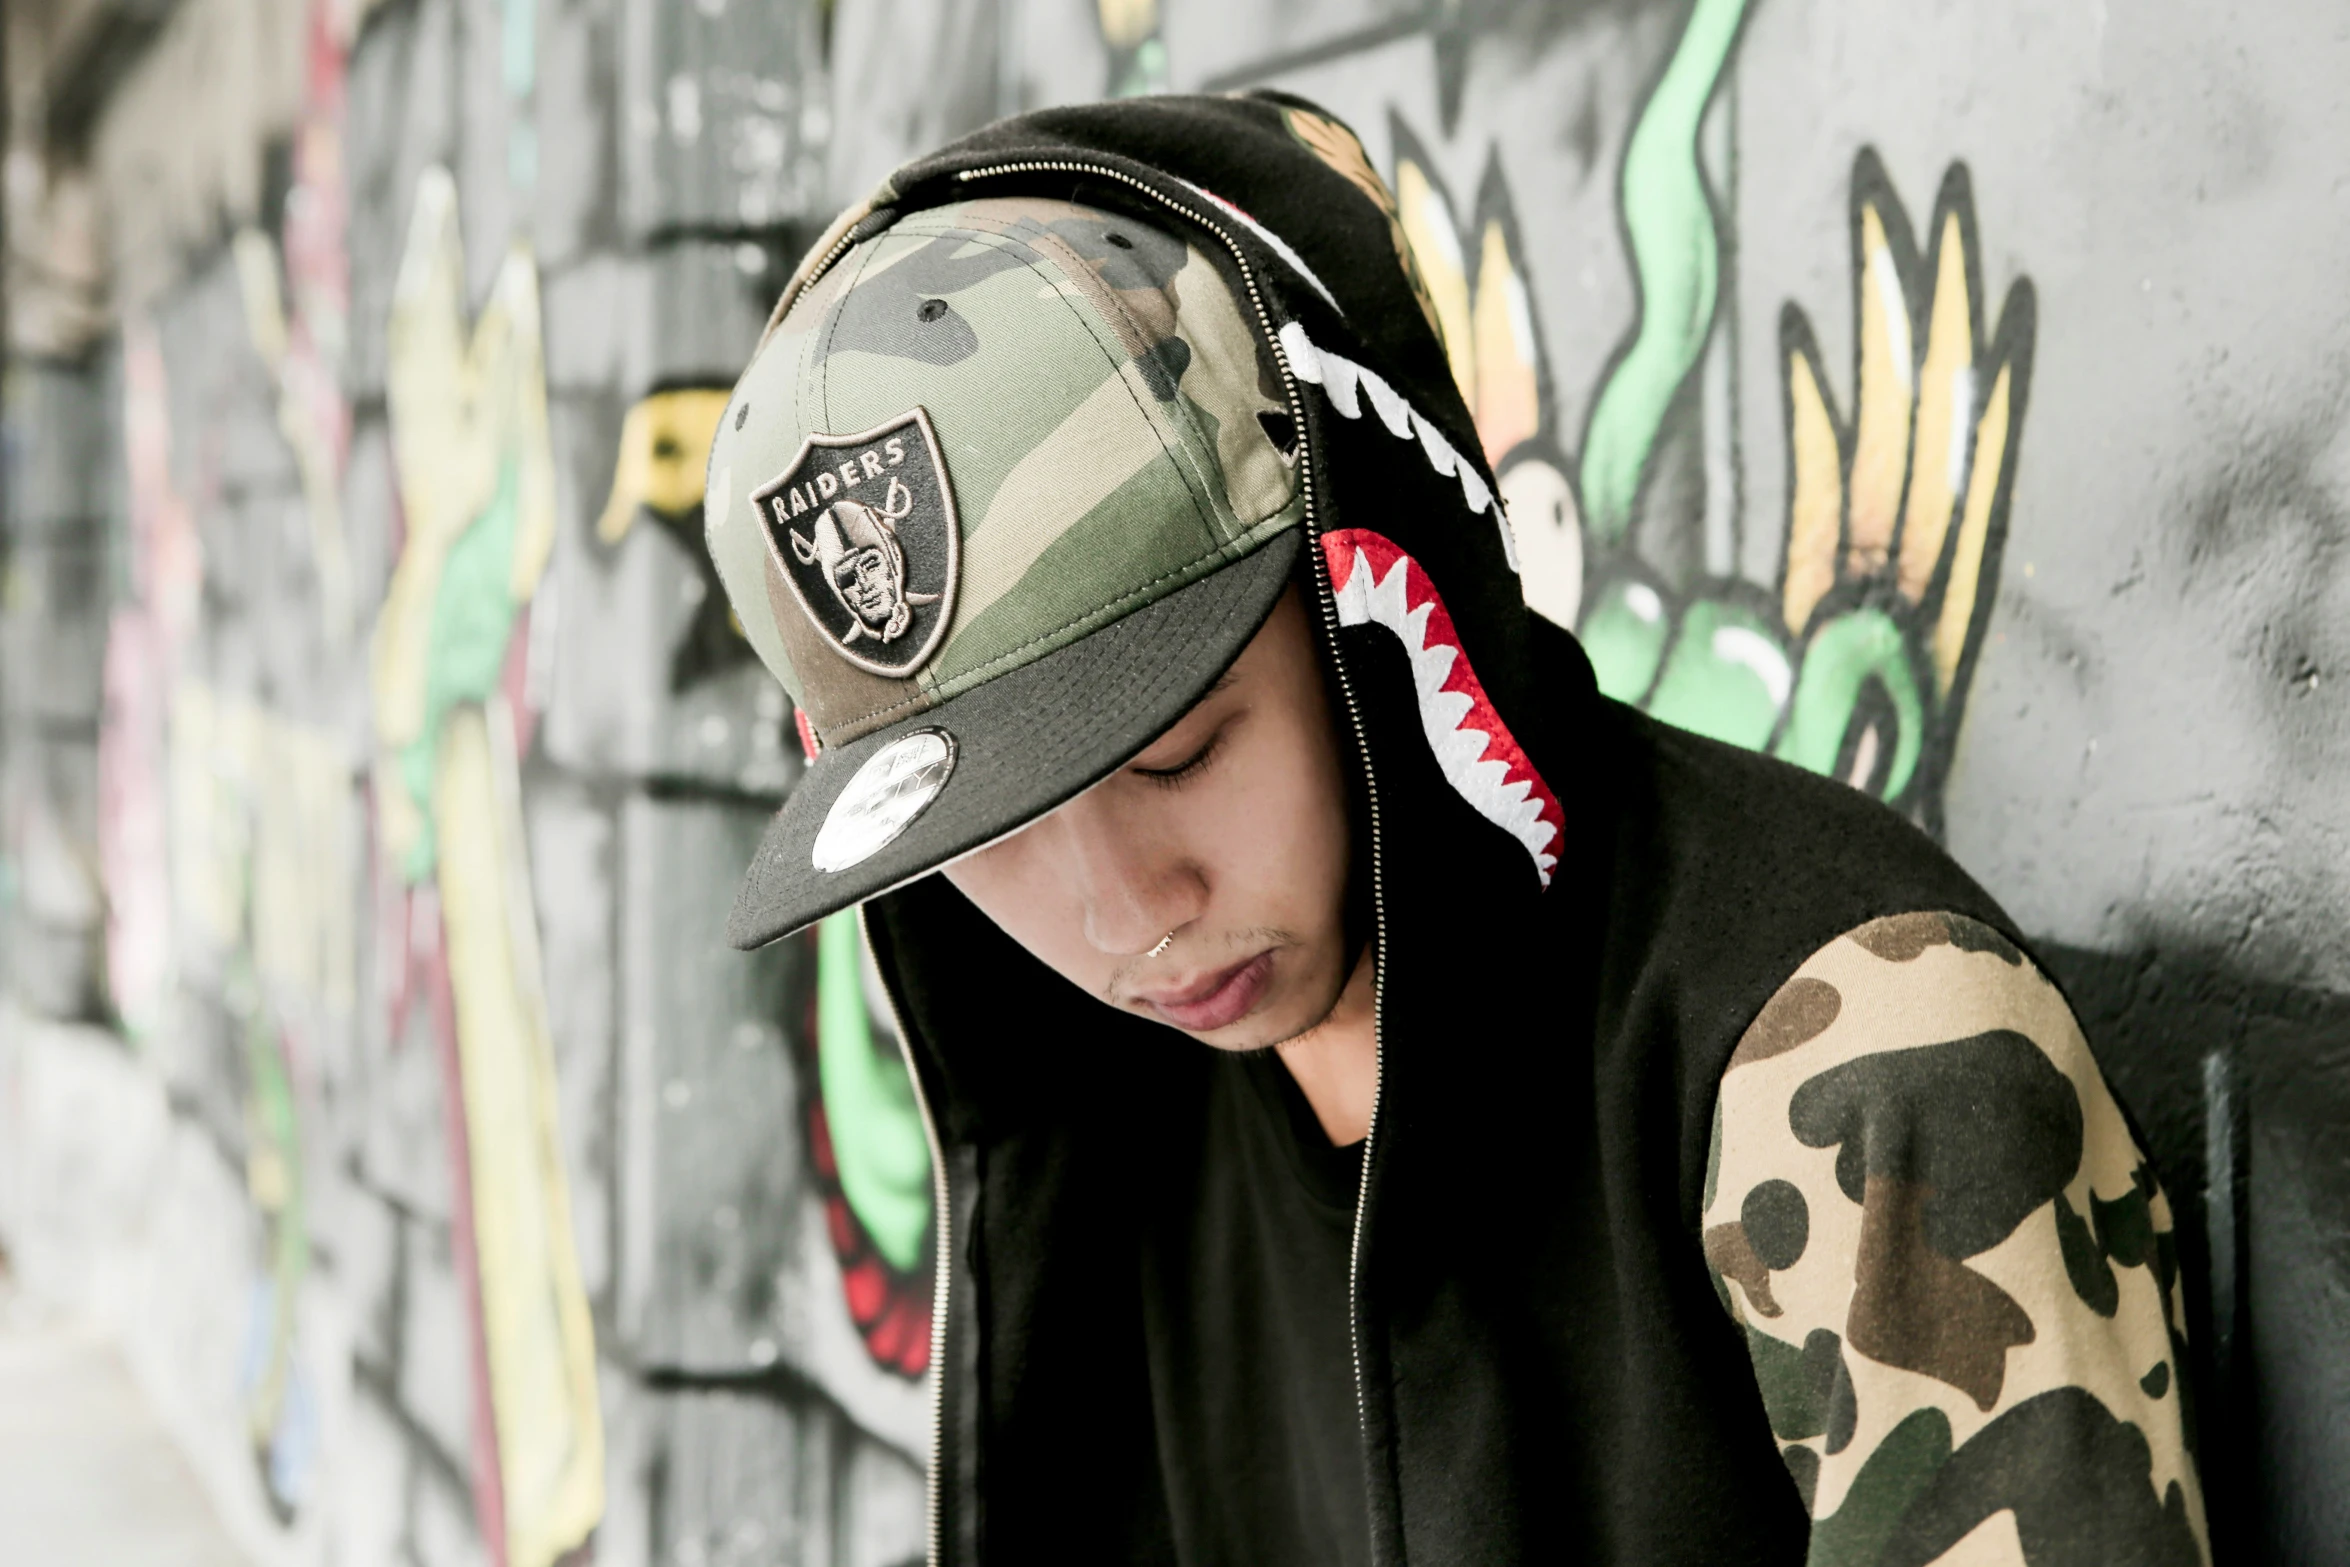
left=1701, top=912, right=2210, bottom=1567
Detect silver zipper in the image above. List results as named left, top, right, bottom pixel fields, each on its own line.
left=815, top=159, right=1393, bottom=1566
left=773, top=208, right=886, bottom=334
left=858, top=904, right=954, bottom=1567
left=949, top=158, right=1393, bottom=1552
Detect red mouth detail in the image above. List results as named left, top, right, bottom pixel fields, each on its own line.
left=1140, top=950, right=1276, bottom=1034
left=1321, top=529, right=1565, bottom=885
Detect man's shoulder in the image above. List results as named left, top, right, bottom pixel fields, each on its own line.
left=1560, top=694, right=2028, bottom=1149
left=1584, top=695, right=2013, bottom=960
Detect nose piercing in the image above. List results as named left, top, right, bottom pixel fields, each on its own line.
left=1147, top=932, right=1175, bottom=959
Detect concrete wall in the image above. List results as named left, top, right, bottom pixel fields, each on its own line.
left=1, top=0, right=2343, bottom=1563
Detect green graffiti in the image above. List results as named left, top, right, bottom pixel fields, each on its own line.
left=1577, top=0, right=1747, bottom=548
left=1579, top=576, right=1674, bottom=704
left=1646, top=599, right=1790, bottom=752
left=1773, top=607, right=1925, bottom=801
left=502, top=0, right=537, bottom=186
left=398, top=460, right=525, bottom=880
left=1583, top=572, right=1936, bottom=808
left=816, top=913, right=936, bottom=1273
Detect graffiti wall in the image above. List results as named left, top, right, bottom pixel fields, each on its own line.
left=4, top=0, right=2346, bottom=1563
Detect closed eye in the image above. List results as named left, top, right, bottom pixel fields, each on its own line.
left=1131, top=725, right=1226, bottom=789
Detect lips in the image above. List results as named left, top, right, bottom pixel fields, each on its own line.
left=1140, top=950, right=1275, bottom=1034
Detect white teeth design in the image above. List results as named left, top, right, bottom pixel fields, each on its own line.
left=1176, top=179, right=1345, bottom=316
left=1276, top=321, right=1506, bottom=563
left=1359, top=365, right=1414, bottom=439
left=1320, top=347, right=1362, bottom=419
left=1324, top=531, right=1563, bottom=886
left=1277, top=320, right=1324, bottom=381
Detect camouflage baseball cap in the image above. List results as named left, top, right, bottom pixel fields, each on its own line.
left=706, top=195, right=1306, bottom=948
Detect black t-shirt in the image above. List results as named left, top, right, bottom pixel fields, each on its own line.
left=1140, top=1049, right=1372, bottom=1567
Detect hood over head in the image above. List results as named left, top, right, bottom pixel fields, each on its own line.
left=737, top=93, right=1600, bottom=1566
left=826, top=90, right=1584, bottom=1114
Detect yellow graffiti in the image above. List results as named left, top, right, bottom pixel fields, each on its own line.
left=169, top=680, right=357, bottom=1012
left=1469, top=223, right=1541, bottom=463
left=375, top=165, right=556, bottom=874
left=436, top=704, right=602, bottom=1567
left=376, top=163, right=602, bottom=1567
left=1388, top=131, right=1577, bottom=626
left=1779, top=156, right=2031, bottom=701
left=1095, top=0, right=1158, bottom=51
left=1391, top=142, right=1543, bottom=466
left=1395, top=160, right=1476, bottom=404
left=595, top=387, right=732, bottom=544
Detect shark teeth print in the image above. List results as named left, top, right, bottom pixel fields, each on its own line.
left=1277, top=321, right=1515, bottom=571
left=1179, top=180, right=1345, bottom=316
left=1322, top=529, right=1562, bottom=885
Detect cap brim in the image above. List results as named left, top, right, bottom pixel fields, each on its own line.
left=727, top=528, right=1303, bottom=949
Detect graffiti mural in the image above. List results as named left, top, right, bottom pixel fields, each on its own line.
left=98, top=319, right=200, bottom=1042
left=1383, top=4, right=2030, bottom=832
left=171, top=678, right=352, bottom=1520
left=595, top=384, right=753, bottom=692
left=27, top=0, right=2350, bottom=1559
left=107, top=313, right=349, bottom=1523
left=1380, top=118, right=1566, bottom=609
left=1097, top=0, right=1169, bottom=98
left=595, top=376, right=940, bottom=1382
left=1763, top=153, right=2033, bottom=817
left=376, top=164, right=602, bottom=1567
left=233, top=0, right=356, bottom=649
left=803, top=913, right=934, bottom=1379
left=596, top=369, right=947, bottom=1392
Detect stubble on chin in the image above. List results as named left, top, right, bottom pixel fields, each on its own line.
left=1207, top=929, right=1357, bottom=1054
left=1255, top=954, right=1355, bottom=1051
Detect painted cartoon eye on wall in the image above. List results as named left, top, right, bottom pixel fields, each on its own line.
left=1391, top=3, right=2034, bottom=834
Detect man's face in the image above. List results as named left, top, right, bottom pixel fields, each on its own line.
left=942, top=585, right=1355, bottom=1050
left=837, top=545, right=897, bottom=624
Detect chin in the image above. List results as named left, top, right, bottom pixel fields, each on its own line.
left=1193, top=1019, right=1290, bottom=1054
left=1209, top=972, right=1344, bottom=1053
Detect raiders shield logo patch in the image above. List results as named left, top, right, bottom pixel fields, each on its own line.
left=753, top=408, right=960, bottom=678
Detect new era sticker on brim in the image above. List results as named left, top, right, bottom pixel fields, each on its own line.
left=812, top=728, right=958, bottom=872
left=754, top=407, right=961, bottom=678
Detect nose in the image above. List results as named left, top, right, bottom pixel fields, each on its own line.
left=1048, top=792, right=1205, bottom=957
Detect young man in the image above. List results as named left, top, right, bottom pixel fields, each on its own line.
left=702, top=94, right=2207, bottom=1566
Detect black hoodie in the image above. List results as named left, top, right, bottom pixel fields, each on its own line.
left=840, top=93, right=2199, bottom=1567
